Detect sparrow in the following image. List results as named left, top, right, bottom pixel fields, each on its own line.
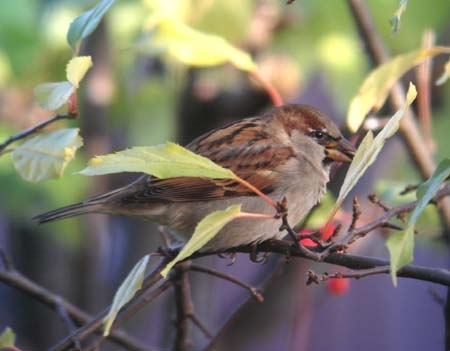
left=34, top=104, right=355, bottom=251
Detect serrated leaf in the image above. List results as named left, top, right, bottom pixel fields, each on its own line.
left=161, top=204, right=242, bottom=277
left=0, top=327, right=16, bottom=347
left=66, top=56, right=93, bottom=88
left=387, top=158, right=450, bottom=286
left=79, top=142, right=236, bottom=179
left=150, top=19, right=256, bottom=71
left=34, top=82, right=75, bottom=110
left=389, top=0, right=407, bottom=33
left=12, top=128, right=83, bottom=182
left=347, top=46, right=450, bottom=132
left=67, top=0, right=115, bottom=50
left=436, top=59, right=450, bottom=86
left=337, top=83, right=417, bottom=207
left=103, top=255, right=150, bottom=336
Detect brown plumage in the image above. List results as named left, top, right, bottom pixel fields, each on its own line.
left=34, top=104, right=354, bottom=250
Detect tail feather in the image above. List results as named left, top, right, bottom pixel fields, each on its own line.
left=33, top=202, right=101, bottom=224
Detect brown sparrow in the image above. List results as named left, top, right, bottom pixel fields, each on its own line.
left=34, top=104, right=355, bottom=251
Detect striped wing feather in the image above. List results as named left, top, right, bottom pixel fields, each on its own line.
left=123, top=117, right=294, bottom=203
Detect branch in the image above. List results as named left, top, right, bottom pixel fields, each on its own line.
left=0, top=113, right=77, bottom=153
left=173, top=261, right=194, bottom=351
left=347, top=0, right=450, bottom=231
left=83, top=281, right=172, bottom=351
left=189, top=184, right=450, bottom=286
left=416, top=30, right=435, bottom=153
left=190, top=264, right=264, bottom=302
left=49, top=257, right=169, bottom=351
left=307, top=266, right=391, bottom=285
left=0, top=267, right=148, bottom=351
left=49, top=184, right=450, bottom=349
left=201, top=257, right=285, bottom=351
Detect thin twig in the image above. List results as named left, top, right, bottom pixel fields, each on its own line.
left=188, top=185, right=450, bottom=286
left=83, top=281, right=172, bottom=351
left=400, top=183, right=420, bottom=195
left=0, top=113, right=77, bottom=152
left=54, top=297, right=82, bottom=351
left=0, top=268, right=148, bottom=351
left=347, top=0, right=450, bottom=232
left=368, top=194, right=390, bottom=212
left=349, top=197, right=362, bottom=232
left=173, top=261, right=194, bottom=351
left=416, top=29, right=435, bottom=153
left=307, top=266, right=391, bottom=285
left=190, top=264, right=264, bottom=303
left=201, top=257, right=285, bottom=351
left=190, top=314, right=213, bottom=340
left=49, top=258, right=169, bottom=351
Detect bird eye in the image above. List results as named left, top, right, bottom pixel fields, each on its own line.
left=313, top=130, right=324, bottom=139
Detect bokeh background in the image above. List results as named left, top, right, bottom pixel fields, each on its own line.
left=1, top=0, right=450, bottom=350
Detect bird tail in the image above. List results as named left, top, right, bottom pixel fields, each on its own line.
left=32, top=202, right=102, bottom=224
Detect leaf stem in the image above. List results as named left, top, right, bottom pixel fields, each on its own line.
left=235, top=177, right=278, bottom=210
left=249, top=70, right=284, bottom=107
left=235, top=212, right=276, bottom=220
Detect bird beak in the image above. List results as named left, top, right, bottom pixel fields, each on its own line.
left=325, top=137, right=356, bottom=163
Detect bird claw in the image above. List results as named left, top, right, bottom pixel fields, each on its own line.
left=218, top=252, right=237, bottom=266
left=249, top=244, right=270, bottom=264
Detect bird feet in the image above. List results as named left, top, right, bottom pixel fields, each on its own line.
left=249, top=243, right=271, bottom=263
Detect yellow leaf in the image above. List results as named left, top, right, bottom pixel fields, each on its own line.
left=143, top=0, right=189, bottom=30
left=161, top=204, right=242, bottom=277
left=66, top=56, right=93, bottom=88
left=103, top=255, right=149, bottom=336
left=347, top=46, right=450, bottom=132
left=436, top=59, right=450, bottom=86
left=152, top=19, right=256, bottom=71
left=333, top=83, right=417, bottom=215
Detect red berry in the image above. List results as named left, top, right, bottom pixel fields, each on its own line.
left=298, top=228, right=317, bottom=246
left=327, top=278, right=350, bottom=295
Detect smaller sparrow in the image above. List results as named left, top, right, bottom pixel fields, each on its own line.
left=34, top=104, right=355, bottom=251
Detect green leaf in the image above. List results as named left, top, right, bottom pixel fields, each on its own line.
left=386, top=226, right=414, bottom=286
left=12, top=128, right=83, bottom=182
left=66, top=56, right=93, bottom=88
left=412, top=158, right=450, bottom=224
left=389, top=0, right=407, bottom=33
left=34, top=82, right=75, bottom=110
left=161, top=204, right=242, bottom=277
left=103, top=255, right=150, bottom=336
left=79, top=142, right=236, bottom=180
left=387, top=158, right=450, bottom=286
left=67, top=0, right=115, bottom=50
left=336, top=83, right=417, bottom=208
left=436, top=59, right=450, bottom=86
left=347, top=46, right=450, bottom=132
left=0, top=327, right=16, bottom=347
left=150, top=19, right=257, bottom=71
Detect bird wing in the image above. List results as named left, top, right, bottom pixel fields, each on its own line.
left=120, top=117, right=295, bottom=203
